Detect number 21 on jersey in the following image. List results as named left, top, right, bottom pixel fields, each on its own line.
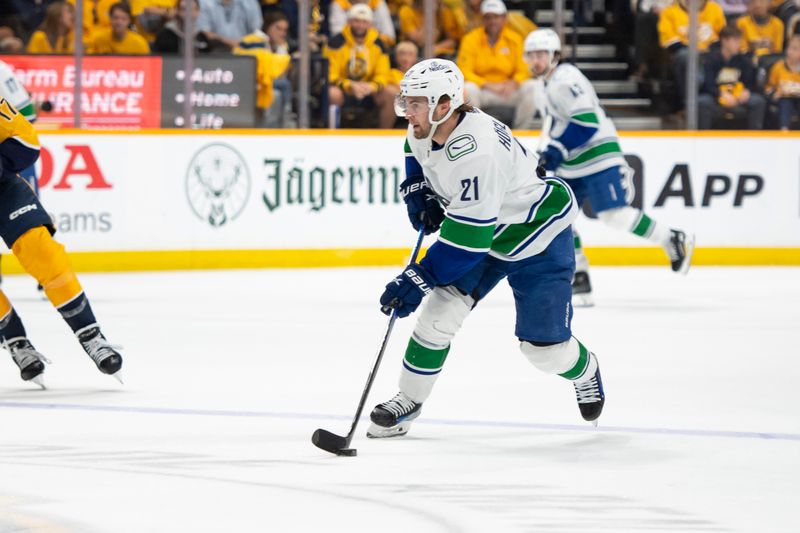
left=460, top=176, right=479, bottom=201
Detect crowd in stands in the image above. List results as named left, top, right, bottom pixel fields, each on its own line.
left=0, top=0, right=797, bottom=129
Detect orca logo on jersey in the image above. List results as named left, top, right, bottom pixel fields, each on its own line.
left=185, top=143, right=251, bottom=227
left=446, top=134, right=477, bottom=161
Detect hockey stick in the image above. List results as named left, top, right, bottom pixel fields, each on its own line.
left=312, top=227, right=426, bottom=457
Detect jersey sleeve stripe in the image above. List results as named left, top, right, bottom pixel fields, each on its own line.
left=571, top=112, right=599, bottom=125
left=439, top=217, right=495, bottom=250
left=563, top=140, right=622, bottom=167
left=438, top=236, right=491, bottom=253
left=524, top=183, right=552, bottom=223
left=446, top=213, right=497, bottom=225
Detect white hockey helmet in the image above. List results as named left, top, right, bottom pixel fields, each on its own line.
left=395, top=58, right=465, bottom=124
left=524, top=29, right=561, bottom=74
left=524, top=28, right=561, bottom=55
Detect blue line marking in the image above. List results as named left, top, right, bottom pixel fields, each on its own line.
left=0, top=401, right=797, bottom=442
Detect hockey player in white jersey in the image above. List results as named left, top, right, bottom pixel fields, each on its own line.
left=524, top=29, right=694, bottom=307
left=368, top=59, right=605, bottom=439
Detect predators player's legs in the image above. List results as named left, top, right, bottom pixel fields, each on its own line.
left=0, top=170, right=122, bottom=385
left=568, top=165, right=695, bottom=306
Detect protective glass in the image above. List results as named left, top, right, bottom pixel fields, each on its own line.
left=394, top=95, right=430, bottom=118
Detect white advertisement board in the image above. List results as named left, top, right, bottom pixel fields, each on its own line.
left=33, top=132, right=800, bottom=258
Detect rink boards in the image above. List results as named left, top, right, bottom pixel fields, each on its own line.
left=5, top=129, right=799, bottom=272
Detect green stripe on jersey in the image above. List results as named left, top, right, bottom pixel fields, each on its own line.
left=404, top=138, right=412, bottom=154
left=17, top=102, right=36, bottom=123
left=490, top=181, right=572, bottom=255
left=405, top=337, right=450, bottom=370
left=572, top=112, right=599, bottom=125
left=439, top=217, right=494, bottom=251
left=563, top=141, right=622, bottom=167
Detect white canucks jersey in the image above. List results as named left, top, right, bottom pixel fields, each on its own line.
left=406, top=109, right=577, bottom=264
left=543, top=63, right=625, bottom=178
left=0, top=61, right=36, bottom=123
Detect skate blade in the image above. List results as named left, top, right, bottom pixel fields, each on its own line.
left=30, top=375, right=46, bottom=390
left=572, top=293, right=595, bottom=308
left=591, top=419, right=598, bottom=428
left=678, top=233, right=696, bottom=276
left=111, top=371, right=124, bottom=385
left=366, top=421, right=412, bottom=439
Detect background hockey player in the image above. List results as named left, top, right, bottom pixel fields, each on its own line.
left=523, top=29, right=695, bottom=307
left=0, top=95, right=123, bottom=387
left=368, top=59, right=605, bottom=439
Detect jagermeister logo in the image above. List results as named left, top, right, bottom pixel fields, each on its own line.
left=185, top=143, right=251, bottom=227
left=262, top=159, right=403, bottom=212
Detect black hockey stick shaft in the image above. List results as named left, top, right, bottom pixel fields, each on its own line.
left=341, top=228, right=426, bottom=448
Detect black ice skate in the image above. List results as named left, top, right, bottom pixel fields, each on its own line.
left=77, top=326, right=124, bottom=383
left=573, top=363, right=605, bottom=426
left=367, top=392, right=422, bottom=438
left=5, top=337, right=51, bottom=389
left=571, top=271, right=594, bottom=307
left=666, top=229, right=695, bottom=275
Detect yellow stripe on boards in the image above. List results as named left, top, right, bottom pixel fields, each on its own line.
left=0, top=247, right=798, bottom=274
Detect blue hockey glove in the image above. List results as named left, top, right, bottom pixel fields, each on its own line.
left=380, top=263, right=436, bottom=318
left=399, top=176, right=445, bottom=235
left=537, top=142, right=568, bottom=171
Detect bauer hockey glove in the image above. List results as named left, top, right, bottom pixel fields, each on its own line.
left=380, top=263, right=435, bottom=318
left=400, top=176, right=445, bottom=235
left=537, top=142, right=568, bottom=172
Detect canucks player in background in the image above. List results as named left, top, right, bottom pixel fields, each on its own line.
left=368, top=59, right=605, bottom=439
left=0, top=95, right=123, bottom=387
left=523, top=29, right=695, bottom=307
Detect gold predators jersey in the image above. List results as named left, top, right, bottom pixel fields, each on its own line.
left=0, top=98, right=40, bottom=171
left=658, top=1, right=726, bottom=51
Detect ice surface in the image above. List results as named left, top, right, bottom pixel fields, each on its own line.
left=0, top=266, right=797, bottom=532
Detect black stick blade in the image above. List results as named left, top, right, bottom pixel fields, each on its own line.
left=312, top=428, right=357, bottom=456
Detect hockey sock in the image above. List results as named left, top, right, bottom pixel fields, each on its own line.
left=558, top=338, right=596, bottom=382
left=11, top=227, right=99, bottom=334
left=598, top=207, right=671, bottom=246
left=11, top=227, right=84, bottom=307
left=398, top=336, right=450, bottom=403
left=56, top=293, right=98, bottom=334
left=521, top=337, right=597, bottom=382
left=0, top=291, right=26, bottom=341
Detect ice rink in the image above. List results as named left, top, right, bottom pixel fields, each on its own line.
left=0, top=265, right=797, bottom=532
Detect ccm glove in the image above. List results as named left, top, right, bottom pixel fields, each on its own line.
left=400, top=176, right=445, bottom=235
left=380, top=263, right=436, bottom=318
left=537, top=142, right=568, bottom=171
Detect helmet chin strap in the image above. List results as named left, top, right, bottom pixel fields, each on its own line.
left=420, top=101, right=457, bottom=162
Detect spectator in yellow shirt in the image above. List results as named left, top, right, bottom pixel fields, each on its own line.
left=397, top=0, right=468, bottom=57
left=767, top=34, right=800, bottom=129
left=456, top=0, right=537, bottom=128
left=464, top=0, right=536, bottom=37
left=26, top=1, right=77, bottom=54
left=385, top=40, right=419, bottom=125
left=88, top=3, right=151, bottom=54
left=325, top=4, right=394, bottom=128
left=658, top=0, right=726, bottom=99
left=736, top=0, right=784, bottom=56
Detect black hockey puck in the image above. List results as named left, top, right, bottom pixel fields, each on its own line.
left=40, top=100, right=53, bottom=112
left=337, top=448, right=357, bottom=457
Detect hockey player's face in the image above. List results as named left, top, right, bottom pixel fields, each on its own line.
left=403, top=96, right=432, bottom=138
left=526, top=51, right=551, bottom=77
